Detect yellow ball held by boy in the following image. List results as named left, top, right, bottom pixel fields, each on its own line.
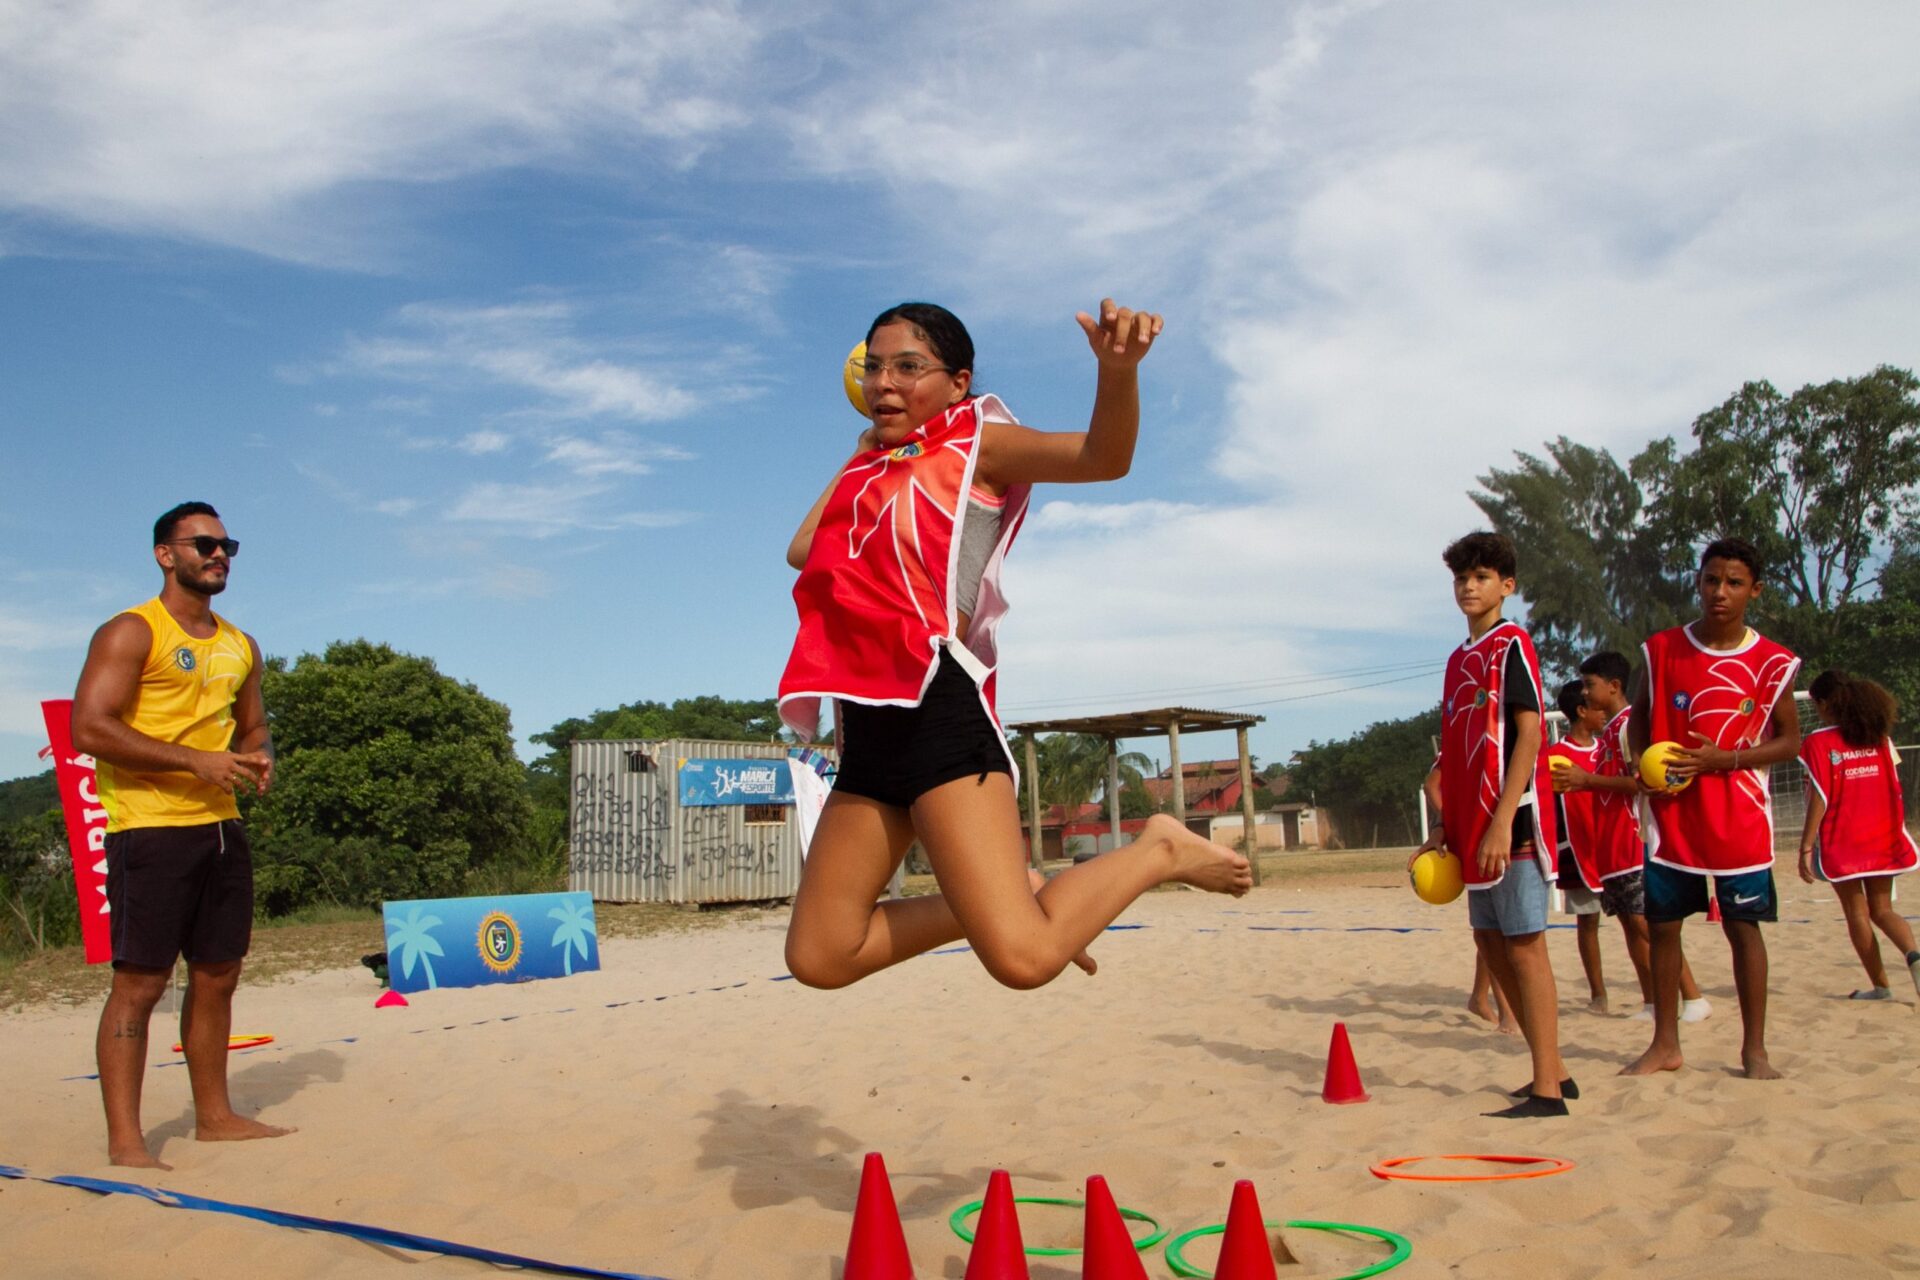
left=1638, top=740, right=1694, bottom=794
left=1409, top=848, right=1465, bottom=904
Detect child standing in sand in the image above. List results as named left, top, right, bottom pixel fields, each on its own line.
left=1427, top=757, right=1519, bottom=1034
left=1624, top=538, right=1801, bottom=1080
left=777, top=299, right=1250, bottom=993
left=1546, top=680, right=1612, bottom=1013
left=1559, top=651, right=1713, bottom=1024
left=1795, top=670, right=1920, bottom=1003
left=1413, top=531, right=1571, bottom=1117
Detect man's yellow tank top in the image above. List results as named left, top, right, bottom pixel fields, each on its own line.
left=98, top=597, right=255, bottom=831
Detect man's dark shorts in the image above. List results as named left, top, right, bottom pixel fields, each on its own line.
left=105, top=819, right=254, bottom=969
left=1643, top=858, right=1777, bottom=925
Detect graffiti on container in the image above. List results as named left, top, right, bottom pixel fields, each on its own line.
left=569, top=769, right=674, bottom=884
left=684, top=810, right=780, bottom=882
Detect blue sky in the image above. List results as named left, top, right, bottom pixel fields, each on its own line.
left=3, top=2, right=1917, bottom=783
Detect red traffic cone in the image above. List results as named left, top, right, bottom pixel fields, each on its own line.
left=844, top=1152, right=915, bottom=1280
left=1080, top=1175, right=1147, bottom=1279
left=374, top=990, right=408, bottom=1008
left=1214, top=1179, right=1278, bottom=1280
left=1321, top=1021, right=1369, bottom=1104
left=1705, top=891, right=1722, bottom=923
left=964, top=1169, right=1030, bottom=1280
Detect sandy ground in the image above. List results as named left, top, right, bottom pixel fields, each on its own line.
left=3, top=871, right=1919, bottom=1279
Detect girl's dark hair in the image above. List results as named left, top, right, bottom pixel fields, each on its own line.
left=1809, top=669, right=1898, bottom=748
left=866, top=302, right=975, bottom=379
left=1556, top=679, right=1587, bottom=723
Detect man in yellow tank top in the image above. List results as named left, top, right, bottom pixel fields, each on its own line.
left=72, top=501, right=294, bottom=1168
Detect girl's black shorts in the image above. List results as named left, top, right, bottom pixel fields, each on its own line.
left=833, top=650, right=1012, bottom=809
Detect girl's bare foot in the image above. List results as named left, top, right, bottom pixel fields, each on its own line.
left=1496, top=1017, right=1521, bottom=1036
left=196, top=1114, right=296, bottom=1143
left=1740, top=1050, right=1782, bottom=1080
left=1028, top=868, right=1097, bottom=975
left=1620, top=1043, right=1683, bottom=1076
left=1587, top=993, right=1610, bottom=1015
left=1144, top=814, right=1252, bottom=896
left=1467, top=992, right=1496, bottom=1023
left=109, top=1143, right=171, bottom=1170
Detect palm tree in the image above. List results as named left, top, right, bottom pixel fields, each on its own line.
left=386, top=906, right=446, bottom=990
left=547, top=900, right=597, bottom=976
left=1015, top=732, right=1153, bottom=815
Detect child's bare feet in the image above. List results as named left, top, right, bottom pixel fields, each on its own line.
left=196, top=1114, right=296, bottom=1143
left=1620, top=1043, right=1683, bottom=1076
left=1144, top=814, right=1252, bottom=896
left=108, top=1142, right=171, bottom=1170
left=1740, top=1050, right=1782, bottom=1080
left=1496, top=1015, right=1520, bottom=1036
left=1467, top=992, right=1496, bottom=1023
left=1587, top=993, right=1610, bottom=1015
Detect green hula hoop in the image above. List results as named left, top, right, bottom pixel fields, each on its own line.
left=947, top=1195, right=1168, bottom=1257
left=1164, top=1218, right=1412, bottom=1280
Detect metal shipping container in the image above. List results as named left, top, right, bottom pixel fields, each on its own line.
left=567, top=738, right=822, bottom=904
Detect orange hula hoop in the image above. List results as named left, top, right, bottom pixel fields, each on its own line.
left=169, top=1034, right=275, bottom=1054
left=1370, top=1154, right=1573, bottom=1183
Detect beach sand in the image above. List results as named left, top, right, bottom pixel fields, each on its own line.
left=4, top=869, right=1919, bottom=1278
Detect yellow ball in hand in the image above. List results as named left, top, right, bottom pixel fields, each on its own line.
left=1409, top=849, right=1465, bottom=904
left=844, top=341, right=869, bottom=417
left=1639, top=740, right=1693, bottom=794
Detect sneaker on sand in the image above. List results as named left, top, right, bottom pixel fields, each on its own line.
left=1633, top=1003, right=1654, bottom=1022
left=1681, top=997, right=1713, bottom=1023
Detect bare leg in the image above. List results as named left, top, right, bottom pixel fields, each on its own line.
left=912, top=776, right=1249, bottom=989
left=1677, top=946, right=1706, bottom=1003
left=1834, top=880, right=1891, bottom=990
left=1576, top=914, right=1607, bottom=1011
left=1724, top=918, right=1779, bottom=1078
left=183, top=960, right=294, bottom=1142
left=1480, top=929, right=1566, bottom=1098
left=1622, top=918, right=1685, bottom=1075
left=97, top=964, right=172, bottom=1168
left=1468, top=951, right=1497, bottom=1022
left=784, top=792, right=965, bottom=989
left=1619, top=912, right=1654, bottom=1003
left=1865, top=878, right=1918, bottom=957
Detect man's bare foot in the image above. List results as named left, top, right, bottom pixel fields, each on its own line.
left=1620, top=1044, right=1683, bottom=1076
left=1028, top=869, right=1097, bottom=975
left=108, top=1144, right=172, bottom=1170
left=1587, top=994, right=1610, bottom=1015
left=1467, top=992, right=1496, bottom=1023
left=1145, top=814, right=1252, bottom=896
left=1740, top=1051, right=1782, bottom=1080
left=196, top=1114, right=296, bottom=1143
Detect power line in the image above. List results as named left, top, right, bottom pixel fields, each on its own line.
left=1002, top=664, right=1446, bottom=719
left=1000, top=658, right=1442, bottom=714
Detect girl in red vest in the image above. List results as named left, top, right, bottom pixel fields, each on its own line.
left=1796, top=671, right=1920, bottom=1001
left=778, top=300, right=1252, bottom=991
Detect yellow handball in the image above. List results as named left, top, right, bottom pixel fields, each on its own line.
left=843, top=341, right=870, bottom=417
left=1409, top=849, right=1465, bottom=904
left=1639, top=740, right=1693, bottom=794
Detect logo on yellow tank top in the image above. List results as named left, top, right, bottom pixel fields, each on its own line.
left=175, top=648, right=196, bottom=672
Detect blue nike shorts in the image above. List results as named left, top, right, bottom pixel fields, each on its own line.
left=1643, top=860, right=1777, bottom=925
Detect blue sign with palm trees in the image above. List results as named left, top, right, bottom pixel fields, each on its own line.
left=381, top=891, right=599, bottom=994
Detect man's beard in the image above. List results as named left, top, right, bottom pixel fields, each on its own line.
left=178, top=568, right=228, bottom=596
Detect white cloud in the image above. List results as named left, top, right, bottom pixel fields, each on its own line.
left=544, top=433, right=693, bottom=478
left=444, top=481, right=689, bottom=537
left=459, top=431, right=512, bottom=456
left=0, top=0, right=760, bottom=263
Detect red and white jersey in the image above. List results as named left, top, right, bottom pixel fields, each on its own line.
left=1641, top=624, right=1800, bottom=875
left=1439, top=621, right=1557, bottom=888
left=778, top=396, right=1030, bottom=746
left=1800, top=727, right=1918, bottom=881
left=1546, top=737, right=1605, bottom=891
left=1589, top=707, right=1644, bottom=881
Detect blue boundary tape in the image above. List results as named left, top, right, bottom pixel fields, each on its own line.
left=0, top=1165, right=676, bottom=1279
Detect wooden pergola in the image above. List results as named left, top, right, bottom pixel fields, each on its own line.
left=1005, top=707, right=1268, bottom=885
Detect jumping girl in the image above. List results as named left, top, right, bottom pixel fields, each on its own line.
left=777, top=299, right=1252, bottom=991
left=1796, top=670, right=1920, bottom=1003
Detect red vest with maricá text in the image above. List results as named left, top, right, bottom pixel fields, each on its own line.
left=1439, top=621, right=1557, bottom=888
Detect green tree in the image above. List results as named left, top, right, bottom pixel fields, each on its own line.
left=0, top=770, right=58, bottom=827
left=1284, top=706, right=1441, bottom=848
left=242, top=640, right=533, bottom=912
left=0, top=808, right=78, bottom=953
left=1004, top=732, right=1153, bottom=816
left=1475, top=366, right=1920, bottom=718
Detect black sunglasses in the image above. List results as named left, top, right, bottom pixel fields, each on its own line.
left=166, top=536, right=240, bottom=558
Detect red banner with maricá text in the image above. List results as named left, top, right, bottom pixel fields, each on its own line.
left=41, top=699, right=112, bottom=964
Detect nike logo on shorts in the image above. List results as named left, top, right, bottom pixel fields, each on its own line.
left=1732, top=894, right=1761, bottom=905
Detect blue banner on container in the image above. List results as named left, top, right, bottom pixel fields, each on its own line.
left=678, top=758, right=794, bottom=807
left=381, top=891, right=599, bottom=994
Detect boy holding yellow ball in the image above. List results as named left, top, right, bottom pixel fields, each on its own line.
left=1623, top=538, right=1802, bottom=1080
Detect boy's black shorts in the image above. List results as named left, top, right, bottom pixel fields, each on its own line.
left=105, top=819, right=254, bottom=970
left=833, top=650, right=1012, bottom=810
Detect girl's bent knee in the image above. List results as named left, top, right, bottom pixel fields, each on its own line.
left=975, top=943, right=1061, bottom=991
left=783, top=940, right=860, bottom=990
